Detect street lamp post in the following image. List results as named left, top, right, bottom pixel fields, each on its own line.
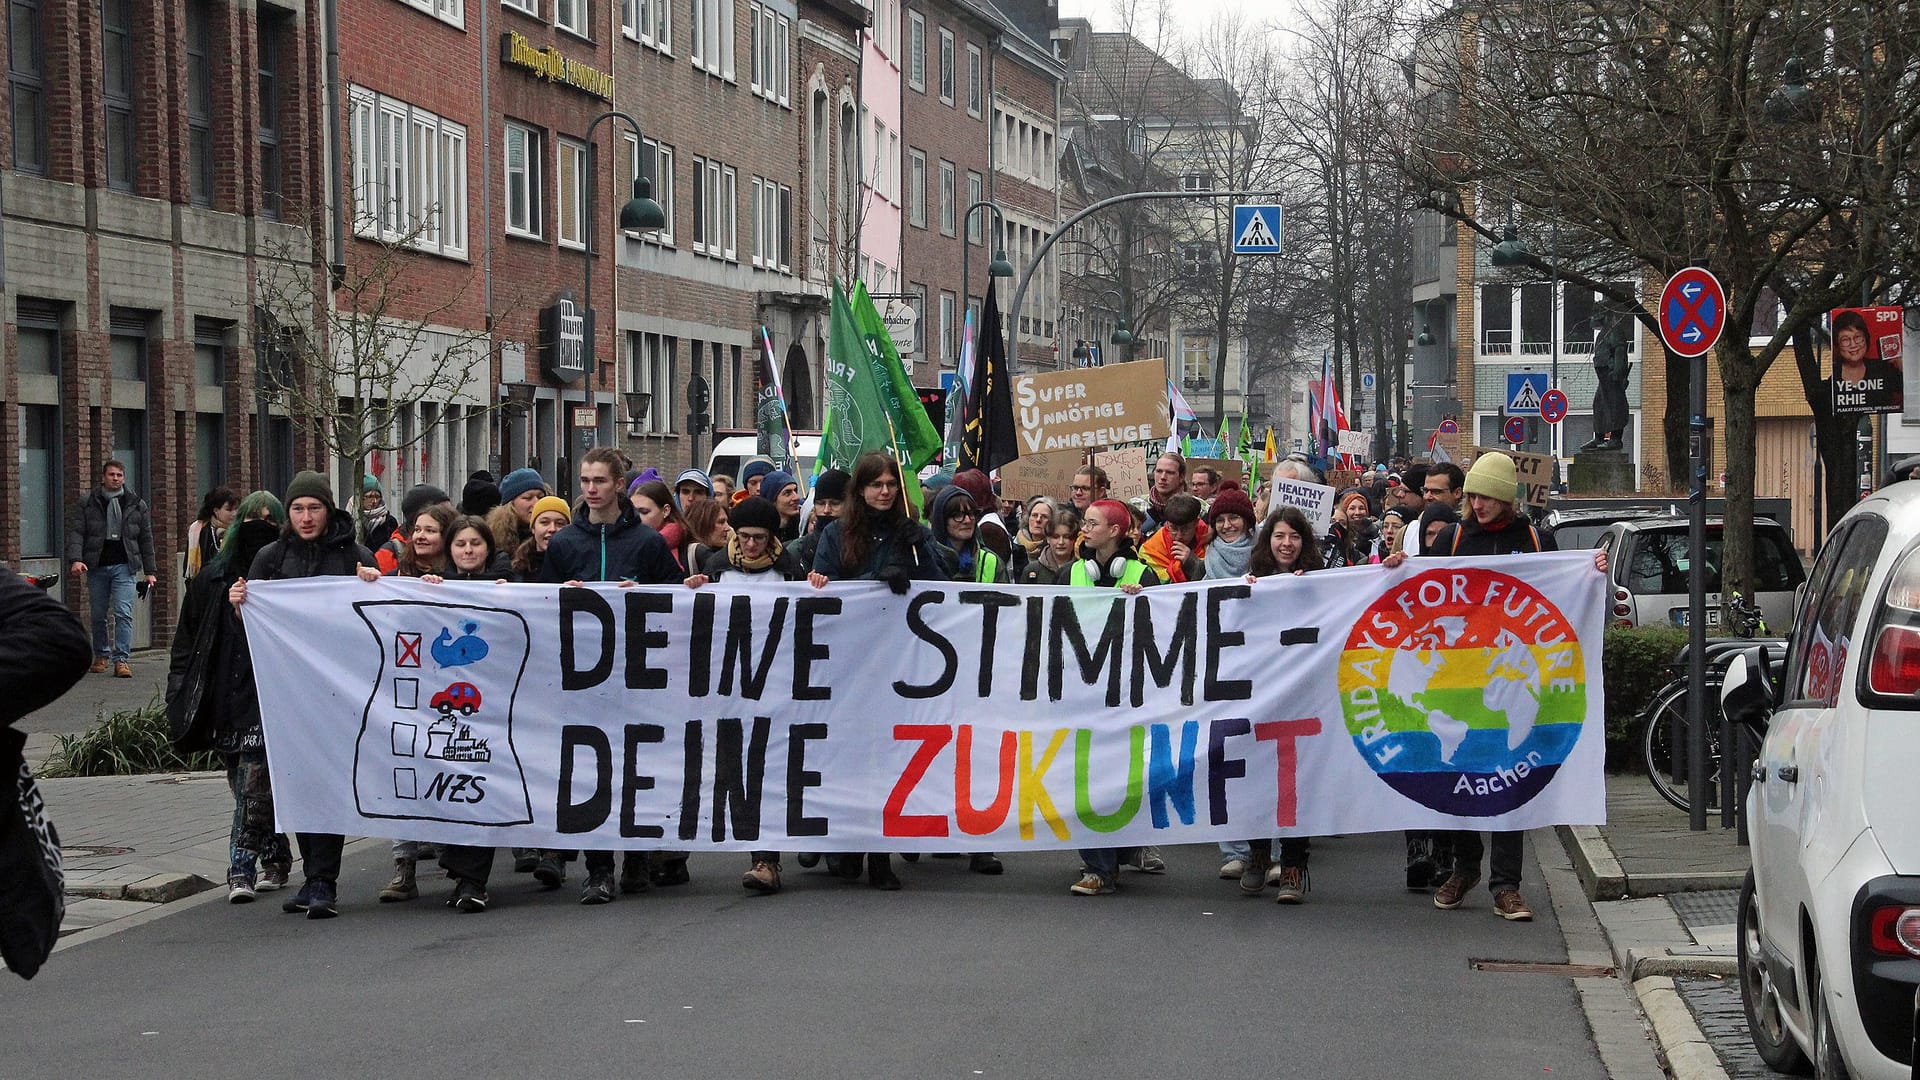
left=1488, top=217, right=1564, bottom=460
left=1007, top=188, right=1274, bottom=373
left=959, top=201, right=1015, bottom=351
left=578, top=109, right=667, bottom=458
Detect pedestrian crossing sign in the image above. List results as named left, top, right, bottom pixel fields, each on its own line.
left=1231, top=205, right=1283, bottom=254
left=1505, top=372, right=1548, bottom=416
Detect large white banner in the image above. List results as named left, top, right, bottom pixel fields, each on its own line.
left=244, top=555, right=1608, bottom=851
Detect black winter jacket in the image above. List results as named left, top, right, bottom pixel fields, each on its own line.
left=66, top=486, right=158, bottom=576
left=539, top=506, right=682, bottom=585
left=0, top=567, right=90, bottom=727
left=698, top=543, right=809, bottom=582
left=167, top=561, right=259, bottom=752
left=1426, top=516, right=1556, bottom=559
left=247, top=512, right=377, bottom=581
left=809, top=516, right=944, bottom=583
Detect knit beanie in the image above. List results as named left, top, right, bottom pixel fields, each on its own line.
left=1463, top=452, right=1519, bottom=504
left=498, top=467, right=545, bottom=504
left=362, top=474, right=384, bottom=494
left=760, top=470, right=799, bottom=501
left=529, top=495, right=573, bottom=524
left=739, top=458, right=776, bottom=487
left=1205, top=481, right=1257, bottom=526
left=284, top=470, right=335, bottom=509
left=728, top=496, right=780, bottom=535
left=401, top=483, right=452, bottom=521
left=814, top=468, right=851, bottom=502
left=461, top=476, right=502, bottom=517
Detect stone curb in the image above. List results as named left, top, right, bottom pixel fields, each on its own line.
left=68, top=872, right=216, bottom=904
left=1556, top=824, right=1747, bottom=901
left=1634, top=975, right=1731, bottom=1080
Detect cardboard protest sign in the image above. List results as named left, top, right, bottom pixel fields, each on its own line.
left=1267, top=476, right=1336, bottom=532
left=1468, top=446, right=1556, bottom=508
left=245, top=565, right=1608, bottom=851
left=1094, top=446, right=1150, bottom=502
left=1013, top=359, right=1168, bottom=454
left=998, top=448, right=1085, bottom=502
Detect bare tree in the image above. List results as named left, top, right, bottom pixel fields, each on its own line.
left=1403, top=0, right=1920, bottom=598
left=255, top=214, right=509, bottom=528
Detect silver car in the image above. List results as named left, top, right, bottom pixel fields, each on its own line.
left=1594, top=516, right=1806, bottom=631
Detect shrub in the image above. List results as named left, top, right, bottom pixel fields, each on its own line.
left=39, top=697, right=222, bottom=778
left=1602, top=624, right=1688, bottom=770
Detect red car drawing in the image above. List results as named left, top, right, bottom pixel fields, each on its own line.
left=430, top=682, right=482, bottom=717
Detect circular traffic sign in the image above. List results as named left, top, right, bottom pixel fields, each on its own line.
left=1503, top=416, right=1528, bottom=444
left=1540, top=387, right=1569, bottom=424
left=1438, top=418, right=1459, bottom=434
left=1658, top=267, right=1728, bottom=358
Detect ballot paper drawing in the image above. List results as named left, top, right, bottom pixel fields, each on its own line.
left=352, top=600, right=534, bottom=825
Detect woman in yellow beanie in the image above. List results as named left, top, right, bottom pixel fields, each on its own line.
left=511, top=495, right=572, bottom=579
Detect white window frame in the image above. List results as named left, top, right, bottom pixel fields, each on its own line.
left=937, top=28, right=954, bottom=105
left=965, top=170, right=982, bottom=244
left=692, top=0, right=734, bottom=78
left=554, top=0, right=587, bottom=37
left=965, top=43, right=982, bottom=117
left=630, top=0, right=670, bottom=51
left=399, top=0, right=464, bottom=28
left=938, top=159, right=955, bottom=236
left=557, top=137, right=587, bottom=249
left=629, top=331, right=677, bottom=434
left=626, top=133, right=675, bottom=245
left=907, top=149, right=926, bottom=228
left=746, top=4, right=789, bottom=105
left=504, top=0, right=538, bottom=15
left=348, top=86, right=469, bottom=258
left=906, top=10, right=924, bottom=91
left=504, top=120, right=543, bottom=239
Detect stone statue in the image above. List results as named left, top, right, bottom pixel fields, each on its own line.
left=1581, top=329, right=1631, bottom=451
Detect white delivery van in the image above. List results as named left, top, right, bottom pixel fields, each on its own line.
left=706, top=430, right=822, bottom=489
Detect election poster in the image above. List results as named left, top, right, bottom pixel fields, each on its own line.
left=1014, top=359, right=1169, bottom=455
left=1830, top=305, right=1904, bottom=415
left=244, top=560, right=1608, bottom=851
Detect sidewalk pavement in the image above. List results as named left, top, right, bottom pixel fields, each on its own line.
left=19, top=649, right=171, bottom=770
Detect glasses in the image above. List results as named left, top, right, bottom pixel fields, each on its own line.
left=736, top=531, right=773, bottom=544
left=1423, top=487, right=1451, bottom=497
left=1070, top=484, right=1092, bottom=493
left=947, top=507, right=977, bottom=520
left=865, top=480, right=901, bottom=491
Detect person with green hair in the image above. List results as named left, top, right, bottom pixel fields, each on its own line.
left=166, top=490, right=293, bottom=903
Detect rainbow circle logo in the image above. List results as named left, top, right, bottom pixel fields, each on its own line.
left=1339, top=567, right=1587, bottom=816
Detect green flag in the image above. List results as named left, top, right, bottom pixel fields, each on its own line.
left=819, top=280, right=942, bottom=512
left=1236, top=400, right=1255, bottom=471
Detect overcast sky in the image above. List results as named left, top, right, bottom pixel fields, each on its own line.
left=1056, top=0, right=1286, bottom=35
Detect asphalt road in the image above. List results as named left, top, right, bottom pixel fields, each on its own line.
left=2, top=836, right=1610, bottom=1079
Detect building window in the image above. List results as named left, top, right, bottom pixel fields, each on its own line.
left=258, top=9, right=285, bottom=218
left=503, top=0, right=537, bottom=14
left=750, top=176, right=791, bottom=271
left=400, top=0, right=464, bottom=25
left=937, top=28, right=954, bottom=104
left=1180, top=171, right=1213, bottom=191
left=907, top=149, right=926, bottom=228
left=20, top=405, right=59, bottom=556
left=623, top=0, right=669, bottom=47
left=627, top=332, right=677, bottom=433
left=101, top=0, right=137, bottom=191
left=906, top=10, right=924, bottom=91
left=554, top=0, right=587, bottom=36
left=691, top=156, right=737, bottom=259
left=8, top=0, right=46, bottom=173
left=938, top=159, right=955, bottom=236
left=940, top=291, right=956, bottom=363
left=557, top=138, right=587, bottom=248
left=184, top=1, right=215, bottom=205
left=748, top=3, right=790, bottom=105
left=504, top=121, right=543, bottom=238
left=626, top=134, right=674, bottom=245
left=1181, top=336, right=1210, bottom=387
left=965, top=43, right=982, bottom=117
left=966, top=171, right=982, bottom=244
left=349, top=88, right=469, bottom=257
left=691, top=0, right=734, bottom=77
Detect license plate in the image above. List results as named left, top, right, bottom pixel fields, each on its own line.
left=1671, top=607, right=1722, bottom=628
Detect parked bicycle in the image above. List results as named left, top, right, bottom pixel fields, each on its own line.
left=1640, top=592, right=1784, bottom=815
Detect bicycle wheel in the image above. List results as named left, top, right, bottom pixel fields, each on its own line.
left=1642, top=682, right=1730, bottom=814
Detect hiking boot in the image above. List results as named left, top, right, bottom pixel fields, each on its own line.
left=512, top=848, right=537, bottom=874
left=1069, top=872, right=1115, bottom=896
left=227, top=874, right=257, bottom=904
left=1130, top=846, right=1167, bottom=874
left=532, top=852, right=565, bottom=890
left=1492, top=888, right=1533, bottom=922
left=90, top=658, right=108, bottom=674
left=968, top=853, right=1004, bottom=875
left=742, top=861, right=782, bottom=894
left=378, top=857, right=418, bottom=902
left=113, top=661, right=133, bottom=678
left=257, top=866, right=289, bottom=893
left=1434, top=870, right=1480, bottom=910
left=448, top=880, right=489, bottom=914
left=867, top=853, right=902, bottom=891
left=1274, top=866, right=1309, bottom=904
left=304, top=880, right=338, bottom=919
left=619, top=852, right=651, bottom=895
left=1219, top=857, right=1248, bottom=880
left=1239, top=853, right=1272, bottom=896
left=580, top=871, right=616, bottom=905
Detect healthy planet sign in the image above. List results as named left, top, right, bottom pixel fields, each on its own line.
left=243, top=558, right=1606, bottom=851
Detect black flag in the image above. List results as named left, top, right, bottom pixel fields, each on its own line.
left=961, top=282, right=1019, bottom=472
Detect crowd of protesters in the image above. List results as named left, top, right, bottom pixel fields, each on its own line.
left=127, top=442, right=1605, bottom=921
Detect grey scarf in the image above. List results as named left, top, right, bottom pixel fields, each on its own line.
left=104, top=490, right=125, bottom=540
left=1203, top=531, right=1254, bottom=579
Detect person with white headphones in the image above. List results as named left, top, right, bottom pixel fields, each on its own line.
left=1057, top=499, right=1165, bottom=895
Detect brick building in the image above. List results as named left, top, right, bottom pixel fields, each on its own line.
left=2, top=0, right=327, bottom=646
left=899, top=0, right=1064, bottom=383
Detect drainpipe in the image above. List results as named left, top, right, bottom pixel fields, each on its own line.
left=324, top=0, right=345, bottom=286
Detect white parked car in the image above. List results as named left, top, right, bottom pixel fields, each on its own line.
left=1725, top=481, right=1920, bottom=1079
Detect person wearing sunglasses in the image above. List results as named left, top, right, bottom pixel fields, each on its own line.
left=929, top=485, right=1009, bottom=585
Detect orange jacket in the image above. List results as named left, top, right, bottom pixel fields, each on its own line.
left=1139, top=519, right=1210, bottom=583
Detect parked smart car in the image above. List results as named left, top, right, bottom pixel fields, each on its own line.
left=1724, top=482, right=1920, bottom=1079
left=1594, top=516, right=1805, bottom=631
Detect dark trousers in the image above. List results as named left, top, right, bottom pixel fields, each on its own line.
left=439, top=844, right=495, bottom=887
left=1448, top=829, right=1524, bottom=891
left=1248, top=836, right=1311, bottom=868
left=296, top=833, right=344, bottom=884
